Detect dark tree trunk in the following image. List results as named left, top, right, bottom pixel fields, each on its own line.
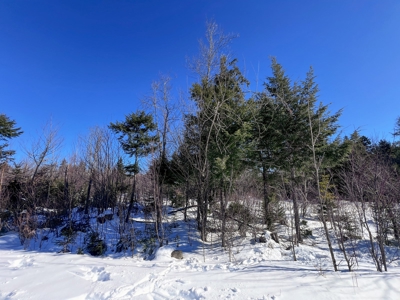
left=262, top=164, right=271, bottom=228
left=85, top=176, right=92, bottom=215
left=184, top=180, right=189, bottom=222
left=378, top=235, right=387, bottom=272
left=320, top=209, right=337, bottom=271
left=125, top=174, right=136, bottom=223
left=220, top=179, right=226, bottom=247
left=199, top=182, right=209, bottom=242
left=292, top=196, right=302, bottom=244
left=388, top=207, right=400, bottom=241
left=64, top=166, right=69, bottom=205
left=291, top=170, right=302, bottom=244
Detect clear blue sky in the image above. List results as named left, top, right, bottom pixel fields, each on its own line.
left=1, top=0, right=400, bottom=159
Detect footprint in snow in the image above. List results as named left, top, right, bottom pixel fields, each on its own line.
left=8, top=256, right=35, bottom=269
left=72, top=266, right=111, bottom=282
left=220, top=287, right=240, bottom=299
left=85, top=291, right=104, bottom=300
left=249, top=294, right=278, bottom=300
left=179, top=287, right=208, bottom=299
left=2, top=290, right=24, bottom=299
left=175, top=278, right=186, bottom=284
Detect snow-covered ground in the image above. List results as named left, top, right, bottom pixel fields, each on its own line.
left=1, top=206, right=400, bottom=300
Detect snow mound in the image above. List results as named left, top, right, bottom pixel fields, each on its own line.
left=153, top=245, right=178, bottom=262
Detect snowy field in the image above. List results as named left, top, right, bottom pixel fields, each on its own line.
left=1, top=206, right=400, bottom=300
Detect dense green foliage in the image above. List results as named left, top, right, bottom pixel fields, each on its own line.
left=0, top=114, right=23, bottom=163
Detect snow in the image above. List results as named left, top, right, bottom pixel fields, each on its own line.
left=1, top=206, right=400, bottom=300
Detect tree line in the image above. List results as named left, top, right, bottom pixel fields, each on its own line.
left=1, top=21, right=400, bottom=271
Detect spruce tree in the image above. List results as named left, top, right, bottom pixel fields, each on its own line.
left=255, top=58, right=306, bottom=238
left=0, top=114, right=23, bottom=204
left=256, top=59, right=343, bottom=250
left=186, top=56, right=251, bottom=242
left=0, top=114, right=23, bottom=164
left=207, top=57, right=251, bottom=247
left=301, top=67, right=341, bottom=271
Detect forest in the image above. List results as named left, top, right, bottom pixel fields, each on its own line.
left=1, top=22, right=400, bottom=273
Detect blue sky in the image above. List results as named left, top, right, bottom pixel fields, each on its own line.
left=1, top=0, right=400, bottom=159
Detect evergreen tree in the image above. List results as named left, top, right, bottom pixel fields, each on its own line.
left=255, top=59, right=307, bottom=240
left=252, top=59, right=295, bottom=227
left=109, top=111, right=158, bottom=222
left=301, top=67, right=342, bottom=271
left=256, top=59, right=343, bottom=248
left=0, top=114, right=23, bottom=204
left=0, top=114, right=23, bottom=164
left=207, top=57, right=251, bottom=247
left=185, top=56, right=251, bottom=242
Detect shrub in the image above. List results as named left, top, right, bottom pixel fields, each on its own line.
left=0, top=211, right=12, bottom=235
left=57, top=227, right=77, bottom=253
left=97, top=216, right=106, bottom=224
left=71, top=221, right=90, bottom=233
left=171, top=194, right=185, bottom=208
left=116, top=238, right=130, bottom=253
left=47, top=215, right=65, bottom=229
left=227, top=202, right=252, bottom=222
left=85, top=231, right=107, bottom=256
left=0, top=210, right=12, bottom=222
left=104, top=213, right=113, bottom=221
left=300, top=220, right=312, bottom=238
left=139, top=236, right=156, bottom=259
left=264, top=194, right=287, bottom=229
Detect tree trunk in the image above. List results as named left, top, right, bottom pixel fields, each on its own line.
left=262, top=164, right=271, bottom=228
left=378, top=235, right=387, bottom=272
left=197, top=190, right=201, bottom=230
left=0, top=165, right=4, bottom=203
left=388, top=208, right=399, bottom=241
left=292, top=196, right=302, bottom=244
left=125, top=174, right=136, bottom=223
left=220, top=179, right=226, bottom=247
left=184, top=180, right=189, bottom=222
left=156, top=184, right=163, bottom=236
left=291, top=170, right=302, bottom=244
left=85, top=176, right=92, bottom=215
left=306, top=98, right=337, bottom=272
left=200, top=183, right=209, bottom=242
left=320, top=210, right=338, bottom=271
left=365, top=215, right=382, bottom=272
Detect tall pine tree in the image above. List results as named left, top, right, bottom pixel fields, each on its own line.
left=109, top=111, right=158, bottom=222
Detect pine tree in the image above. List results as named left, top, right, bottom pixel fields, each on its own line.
left=109, top=111, right=158, bottom=222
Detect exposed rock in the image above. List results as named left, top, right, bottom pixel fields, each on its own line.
left=259, top=236, right=267, bottom=243
left=271, top=232, right=279, bottom=243
left=171, top=250, right=183, bottom=259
